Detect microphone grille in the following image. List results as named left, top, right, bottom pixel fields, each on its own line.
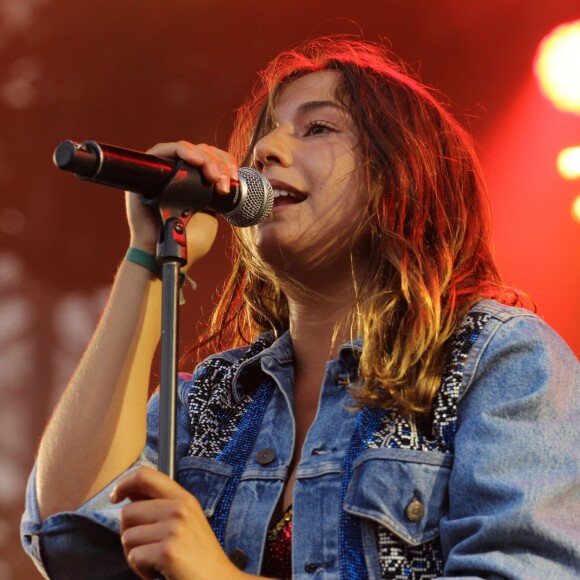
left=223, top=168, right=273, bottom=227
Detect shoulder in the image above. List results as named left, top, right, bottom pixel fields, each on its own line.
left=440, top=301, right=580, bottom=575
left=466, top=298, right=570, bottom=345
left=456, top=299, right=578, bottom=403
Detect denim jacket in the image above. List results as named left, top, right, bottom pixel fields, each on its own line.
left=21, top=300, right=580, bottom=579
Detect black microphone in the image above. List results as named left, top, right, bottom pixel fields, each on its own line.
left=53, top=140, right=274, bottom=227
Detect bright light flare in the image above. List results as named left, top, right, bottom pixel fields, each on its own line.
left=557, top=146, right=580, bottom=179
left=535, top=20, right=580, bottom=115
left=572, top=195, right=580, bottom=223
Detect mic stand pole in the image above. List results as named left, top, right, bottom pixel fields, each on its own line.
left=156, top=212, right=188, bottom=480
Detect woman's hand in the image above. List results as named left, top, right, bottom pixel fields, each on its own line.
left=112, top=466, right=251, bottom=580
left=126, top=141, right=239, bottom=267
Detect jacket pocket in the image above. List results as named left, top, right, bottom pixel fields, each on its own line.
left=343, top=448, right=452, bottom=545
left=177, top=456, right=233, bottom=518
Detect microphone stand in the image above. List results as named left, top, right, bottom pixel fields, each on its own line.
left=156, top=211, right=188, bottom=479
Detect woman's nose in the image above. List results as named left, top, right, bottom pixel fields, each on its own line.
left=253, top=126, right=293, bottom=171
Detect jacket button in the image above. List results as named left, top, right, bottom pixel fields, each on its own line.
left=256, top=447, right=276, bottom=465
left=228, top=548, right=248, bottom=570
left=405, top=498, right=425, bottom=522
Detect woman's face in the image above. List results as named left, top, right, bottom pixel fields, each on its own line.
left=250, top=70, right=371, bottom=283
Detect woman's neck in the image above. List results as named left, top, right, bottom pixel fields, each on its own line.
left=273, top=247, right=370, bottom=376
left=285, top=283, right=357, bottom=379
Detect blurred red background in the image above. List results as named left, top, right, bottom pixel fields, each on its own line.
left=1, top=2, right=578, bottom=577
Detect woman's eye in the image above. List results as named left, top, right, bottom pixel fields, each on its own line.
left=305, top=121, right=334, bottom=136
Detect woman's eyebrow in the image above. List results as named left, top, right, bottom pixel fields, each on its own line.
left=296, top=100, right=346, bottom=115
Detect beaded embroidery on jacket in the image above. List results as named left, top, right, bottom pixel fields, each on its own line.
left=184, top=311, right=492, bottom=579
left=339, top=311, right=492, bottom=579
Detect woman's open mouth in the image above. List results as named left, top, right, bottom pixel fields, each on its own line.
left=272, top=188, right=307, bottom=208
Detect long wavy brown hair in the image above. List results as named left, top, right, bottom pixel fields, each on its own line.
left=187, top=36, right=526, bottom=416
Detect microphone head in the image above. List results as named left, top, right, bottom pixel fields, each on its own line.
left=223, top=168, right=273, bottom=227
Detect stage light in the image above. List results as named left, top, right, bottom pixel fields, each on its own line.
left=557, top=146, right=580, bottom=180
left=572, top=195, right=580, bottom=223
left=534, top=20, right=580, bottom=115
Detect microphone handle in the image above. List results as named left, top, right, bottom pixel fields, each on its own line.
left=53, top=140, right=177, bottom=198
left=53, top=140, right=238, bottom=213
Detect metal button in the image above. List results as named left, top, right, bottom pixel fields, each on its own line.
left=256, top=447, right=276, bottom=465
left=405, top=498, right=425, bottom=522
left=228, top=548, right=248, bottom=570
left=305, top=561, right=333, bottom=573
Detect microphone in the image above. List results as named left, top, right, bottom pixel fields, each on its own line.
left=53, top=140, right=274, bottom=227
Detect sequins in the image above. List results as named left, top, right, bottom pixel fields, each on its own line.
left=268, top=505, right=293, bottom=540
left=261, top=506, right=293, bottom=579
left=186, top=337, right=273, bottom=458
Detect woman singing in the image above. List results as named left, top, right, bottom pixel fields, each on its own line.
left=22, top=37, right=579, bottom=579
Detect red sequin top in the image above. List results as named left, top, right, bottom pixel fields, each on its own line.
left=261, top=505, right=293, bottom=579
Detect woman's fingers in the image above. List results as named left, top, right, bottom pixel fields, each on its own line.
left=147, top=141, right=238, bottom=194
left=121, top=518, right=193, bottom=560
left=196, top=143, right=240, bottom=189
left=120, top=498, right=191, bottom=529
left=112, top=466, right=191, bottom=504
left=113, top=468, right=205, bottom=534
left=127, top=140, right=233, bottom=254
left=113, top=469, right=198, bottom=578
left=112, top=467, right=244, bottom=580
left=124, top=541, right=170, bottom=580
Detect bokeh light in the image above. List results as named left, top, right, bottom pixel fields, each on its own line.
left=572, top=195, right=580, bottom=223
left=534, top=20, right=580, bottom=115
left=557, top=146, right=580, bottom=180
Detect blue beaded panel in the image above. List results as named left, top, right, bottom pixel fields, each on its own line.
left=339, top=311, right=491, bottom=579
left=185, top=336, right=275, bottom=545
left=209, top=379, right=275, bottom=545
left=339, top=406, right=383, bottom=580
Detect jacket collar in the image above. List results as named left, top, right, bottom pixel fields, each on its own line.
left=231, top=331, right=362, bottom=402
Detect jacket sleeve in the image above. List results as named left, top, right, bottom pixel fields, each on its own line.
left=439, top=311, right=580, bottom=579
left=20, top=462, right=147, bottom=579
left=20, top=372, right=195, bottom=579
